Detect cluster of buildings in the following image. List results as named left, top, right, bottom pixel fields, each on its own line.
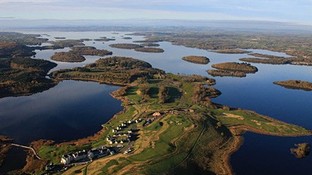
left=106, top=119, right=142, bottom=145
left=60, top=146, right=115, bottom=165
left=59, top=112, right=163, bottom=166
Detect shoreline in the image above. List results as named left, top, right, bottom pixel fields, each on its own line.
left=221, top=133, right=244, bottom=175
left=219, top=124, right=312, bottom=175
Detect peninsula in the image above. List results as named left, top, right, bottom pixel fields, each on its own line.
left=0, top=57, right=57, bottom=98
left=21, top=57, right=310, bottom=175
left=0, top=32, right=57, bottom=98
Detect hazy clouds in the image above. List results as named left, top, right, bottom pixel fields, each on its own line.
left=0, top=0, right=311, bottom=24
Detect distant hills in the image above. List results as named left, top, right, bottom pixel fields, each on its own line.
left=1, top=19, right=312, bottom=34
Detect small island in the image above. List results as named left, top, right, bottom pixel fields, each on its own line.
left=273, top=80, right=312, bottom=91
left=71, top=46, right=113, bottom=56
left=182, top=56, right=210, bottom=64
left=109, top=43, right=143, bottom=49
left=212, top=62, right=258, bottom=73
left=51, top=52, right=86, bottom=62
left=94, top=37, right=115, bottom=42
left=290, top=143, right=310, bottom=158
left=134, top=47, right=164, bottom=53
left=122, top=37, right=132, bottom=40
left=213, top=49, right=250, bottom=54
left=140, top=43, right=160, bottom=47
left=54, top=37, right=66, bottom=40
left=239, top=57, right=290, bottom=65
left=207, top=70, right=247, bottom=77
left=208, top=62, right=258, bottom=77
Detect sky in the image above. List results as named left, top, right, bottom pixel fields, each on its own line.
left=0, top=0, right=311, bottom=25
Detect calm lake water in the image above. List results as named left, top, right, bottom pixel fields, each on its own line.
left=1, top=31, right=312, bottom=174
left=0, top=80, right=122, bottom=144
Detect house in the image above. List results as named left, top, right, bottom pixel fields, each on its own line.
left=107, top=148, right=115, bottom=155
left=123, top=148, right=133, bottom=154
left=61, top=146, right=110, bottom=165
left=152, top=112, right=161, bottom=117
left=72, top=150, right=88, bottom=161
left=61, top=154, right=75, bottom=165
left=89, top=148, right=108, bottom=159
left=88, top=151, right=94, bottom=160
left=107, top=137, right=115, bottom=144
left=61, top=155, right=73, bottom=165
left=61, top=150, right=88, bottom=165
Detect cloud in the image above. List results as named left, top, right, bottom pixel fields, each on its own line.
left=0, top=0, right=54, bottom=3
left=0, top=0, right=310, bottom=24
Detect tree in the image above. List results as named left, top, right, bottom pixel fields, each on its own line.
left=138, top=84, right=150, bottom=101
left=158, top=85, right=169, bottom=103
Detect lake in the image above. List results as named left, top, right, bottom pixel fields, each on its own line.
left=0, top=80, right=122, bottom=144
left=1, top=31, right=312, bottom=174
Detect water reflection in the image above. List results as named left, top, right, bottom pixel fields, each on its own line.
left=0, top=80, right=122, bottom=144
left=231, top=133, right=312, bottom=175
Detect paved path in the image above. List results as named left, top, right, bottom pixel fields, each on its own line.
left=11, top=143, right=41, bottom=160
